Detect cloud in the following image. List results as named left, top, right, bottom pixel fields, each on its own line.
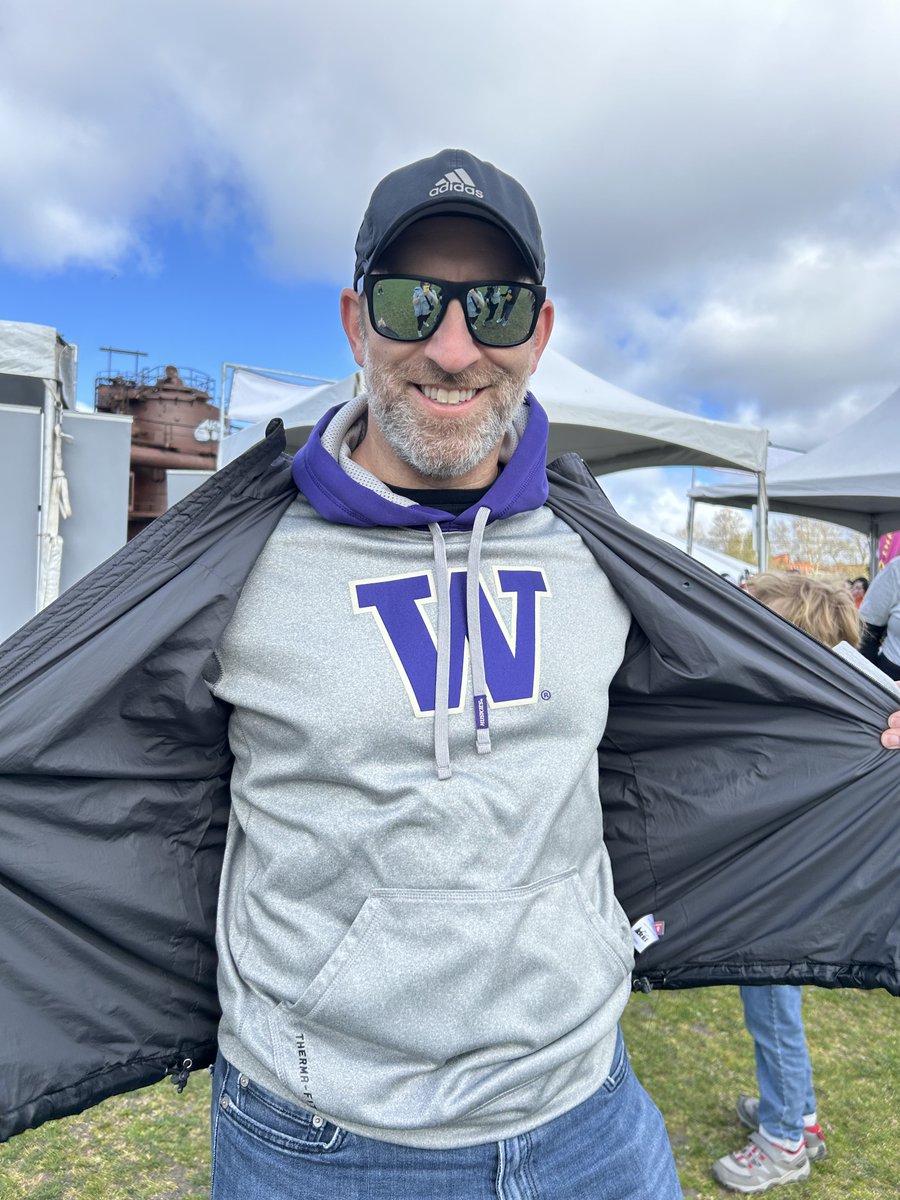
left=2, top=0, right=899, bottom=443
left=595, top=466, right=700, bottom=538
left=591, top=223, right=900, bottom=447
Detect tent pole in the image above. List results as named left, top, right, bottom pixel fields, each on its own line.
left=869, top=518, right=879, bottom=579
left=217, top=362, right=228, bottom=469
left=756, top=471, right=768, bottom=571
left=36, top=380, right=57, bottom=611
left=686, top=468, right=697, bottom=555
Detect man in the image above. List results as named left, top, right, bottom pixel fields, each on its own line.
left=1, top=151, right=899, bottom=1197
left=496, top=282, right=520, bottom=325
left=483, top=282, right=503, bottom=323
left=206, top=150, right=683, bottom=1198
left=411, top=278, right=439, bottom=335
left=466, top=283, right=486, bottom=325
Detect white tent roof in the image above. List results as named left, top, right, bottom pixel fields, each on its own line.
left=533, top=348, right=768, bottom=473
left=227, top=367, right=339, bottom=422
left=0, top=320, right=77, bottom=407
left=220, top=372, right=361, bottom=465
left=219, top=348, right=768, bottom=474
left=689, top=386, right=900, bottom=536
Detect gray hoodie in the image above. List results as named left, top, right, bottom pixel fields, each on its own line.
left=208, top=395, right=635, bottom=1148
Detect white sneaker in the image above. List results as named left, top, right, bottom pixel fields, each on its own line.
left=736, top=1094, right=827, bottom=1162
left=712, top=1131, right=810, bottom=1193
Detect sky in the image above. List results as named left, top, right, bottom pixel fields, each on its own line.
left=2, top=0, right=899, bottom=536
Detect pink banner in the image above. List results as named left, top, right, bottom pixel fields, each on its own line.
left=879, top=532, right=900, bottom=567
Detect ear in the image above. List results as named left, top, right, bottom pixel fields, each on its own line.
left=340, top=288, right=367, bottom=367
left=527, top=297, right=554, bottom=375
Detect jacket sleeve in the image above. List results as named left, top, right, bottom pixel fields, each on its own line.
left=0, top=425, right=295, bottom=1142
left=547, top=457, right=900, bottom=997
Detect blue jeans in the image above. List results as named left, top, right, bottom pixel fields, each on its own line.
left=210, top=1031, right=682, bottom=1199
left=740, top=986, right=816, bottom=1142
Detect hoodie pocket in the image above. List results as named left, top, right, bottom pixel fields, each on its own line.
left=267, top=869, right=633, bottom=1130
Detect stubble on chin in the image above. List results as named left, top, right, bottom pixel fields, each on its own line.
left=362, top=348, right=529, bottom=481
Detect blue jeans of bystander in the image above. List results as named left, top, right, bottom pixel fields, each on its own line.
left=740, top=985, right=816, bottom=1143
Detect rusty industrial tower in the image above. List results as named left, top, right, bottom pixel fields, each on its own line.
left=96, top=364, right=219, bottom=540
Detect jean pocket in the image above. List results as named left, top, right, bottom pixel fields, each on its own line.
left=601, top=1030, right=630, bottom=1094
left=216, top=1061, right=344, bottom=1154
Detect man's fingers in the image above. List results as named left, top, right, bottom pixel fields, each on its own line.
left=882, top=710, right=900, bottom=749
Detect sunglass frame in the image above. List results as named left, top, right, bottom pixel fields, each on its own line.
left=363, top=274, right=547, bottom=348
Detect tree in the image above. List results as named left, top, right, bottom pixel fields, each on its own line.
left=767, top=515, right=868, bottom=574
left=701, top=507, right=755, bottom=562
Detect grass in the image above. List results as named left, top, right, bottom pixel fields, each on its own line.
left=0, top=1076, right=212, bottom=1200
left=625, top=985, right=898, bottom=1198
left=1, top=987, right=896, bottom=1198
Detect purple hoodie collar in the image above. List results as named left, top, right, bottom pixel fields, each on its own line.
left=291, top=393, right=549, bottom=530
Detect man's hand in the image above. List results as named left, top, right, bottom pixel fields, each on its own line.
left=882, top=711, right=900, bottom=749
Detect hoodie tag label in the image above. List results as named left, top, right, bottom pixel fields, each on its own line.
left=474, top=694, right=489, bottom=730
left=631, top=914, right=662, bottom=953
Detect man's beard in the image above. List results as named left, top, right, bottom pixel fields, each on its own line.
left=362, top=347, right=530, bottom=482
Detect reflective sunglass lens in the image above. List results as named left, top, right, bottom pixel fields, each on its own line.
left=467, top=285, right=536, bottom=346
left=368, top=278, right=538, bottom=346
left=371, top=278, right=444, bottom=340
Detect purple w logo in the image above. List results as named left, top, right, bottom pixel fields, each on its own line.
left=352, top=568, right=551, bottom=716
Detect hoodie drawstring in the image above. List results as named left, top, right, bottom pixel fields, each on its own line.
left=428, top=505, right=492, bottom=780
left=466, top=507, right=492, bottom=758
left=429, top=522, right=452, bottom=781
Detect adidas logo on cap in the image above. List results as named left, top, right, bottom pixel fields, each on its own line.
left=429, top=168, right=484, bottom=199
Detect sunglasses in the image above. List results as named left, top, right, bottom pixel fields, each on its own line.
left=363, top=274, right=547, bottom=348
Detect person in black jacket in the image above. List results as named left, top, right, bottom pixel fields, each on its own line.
left=1, top=151, right=899, bottom=1200
left=207, top=148, right=687, bottom=1200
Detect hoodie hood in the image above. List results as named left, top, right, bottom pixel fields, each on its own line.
left=291, top=392, right=550, bottom=529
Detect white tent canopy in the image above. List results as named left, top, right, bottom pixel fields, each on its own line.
left=0, top=320, right=77, bottom=408
left=226, top=366, right=339, bottom=423
left=0, top=321, right=78, bottom=609
left=220, top=349, right=769, bottom=476
left=533, top=348, right=768, bottom=474
left=688, top=385, right=900, bottom=574
left=689, top=386, right=900, bottom=532
left=219, top=372, right=362, bottom=465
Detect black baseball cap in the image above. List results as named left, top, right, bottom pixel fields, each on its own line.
left=353, top=149, right=545, bottom=286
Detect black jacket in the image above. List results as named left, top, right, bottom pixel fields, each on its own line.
left=1, top=423, right=897, bottom=1142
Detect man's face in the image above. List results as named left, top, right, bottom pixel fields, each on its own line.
left=340, top=215, right=553, bottom=488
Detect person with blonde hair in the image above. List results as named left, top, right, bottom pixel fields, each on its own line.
left=747, top=572, right=861, bottom=649
left=713, top=571, right=860, bottom=1193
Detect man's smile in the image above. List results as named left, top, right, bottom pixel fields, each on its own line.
left=418, top=384, right=482, bottom=407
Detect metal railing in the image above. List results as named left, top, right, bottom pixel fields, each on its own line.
left=94, top=366, right=216, bottom=408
